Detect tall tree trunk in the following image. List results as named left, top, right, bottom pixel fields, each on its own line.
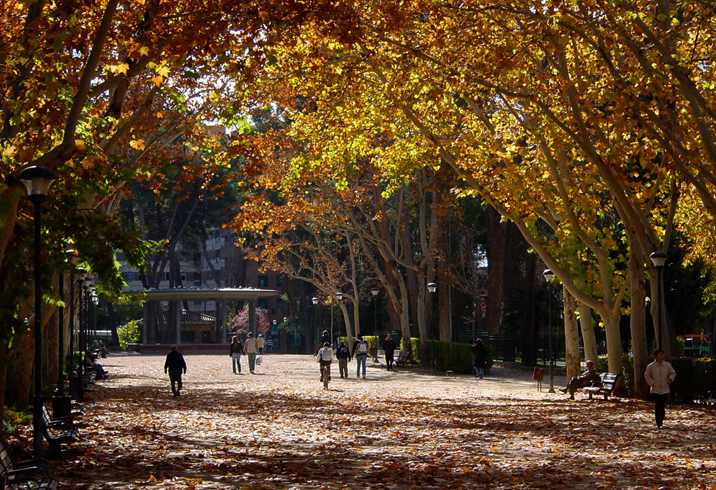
left=578, top=302, right=598, bottom=364
left=563, top=289, right=580, bottom=379
left=601, top=312, right=623, bottom=375
left=629, top=255, right=650, bottom=400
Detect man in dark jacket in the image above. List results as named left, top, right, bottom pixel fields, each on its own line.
left=164, top=345, right=187, bottom=397
left=382, top=334, right=397, bottom=371
left=560, top=360, right=600, bottom=400
left=336, top=341, right=351, bottom=378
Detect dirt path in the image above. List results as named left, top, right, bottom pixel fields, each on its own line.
left=19, top=353, right=716, bottom=489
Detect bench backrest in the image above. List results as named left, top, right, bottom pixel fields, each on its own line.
left=600, top=373, right=620, bottom=388
left=41, top=406, right=53, bottom=428
left=0, top=439, right=12, bottom=472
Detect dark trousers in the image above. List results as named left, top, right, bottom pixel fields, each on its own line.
left=653, top=393, right=668, bottom=427
left=319, top=360, right=331, bottom=380
left=385, top=351, right=395, bottom=370
left=168, top=370, right=183, bottom=396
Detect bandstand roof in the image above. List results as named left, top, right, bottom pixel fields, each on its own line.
left=127, top=288, right=278, bottom=301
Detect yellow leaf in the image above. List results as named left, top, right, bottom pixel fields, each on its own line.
left=110, top=63, right=130, bottom=74
left=148, top=475, right=158, bottom=483
left=157, top=66, right=170, bottom=77
left=139, top=46, right=150, bottom=56
left=75, top=139, right=86, bottom=152
left=151, top=76, right=163, bottom=87
left=129, top=139, right=146, bottom=150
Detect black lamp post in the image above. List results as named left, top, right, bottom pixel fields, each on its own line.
left=650, top=252, right=668, bottom=352
left=312, top=297, right=319, bottom=349
left=81, top=279, right=92, bottom=365
left=91, top=290, right=99, bottom=344
left=336, top=292, right=344, bottom=337
left=19, top=165, right=56, bottom=459
left=427, top=282, right=437, bottom=375
left=542, top=269, right=556, bottom=394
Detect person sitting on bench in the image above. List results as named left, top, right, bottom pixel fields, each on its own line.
left=560, top=360, right=599, bottom=399
left=84, top=351, right=108, bottom=379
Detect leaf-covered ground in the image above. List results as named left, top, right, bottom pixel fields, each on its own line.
left=10, top=353, right=716, bottom=489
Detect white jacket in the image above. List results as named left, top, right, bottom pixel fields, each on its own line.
left=645, top=360, right=676, bottom=395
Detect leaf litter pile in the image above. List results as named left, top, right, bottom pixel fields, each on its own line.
left=10, top=353, right=716, bottom=489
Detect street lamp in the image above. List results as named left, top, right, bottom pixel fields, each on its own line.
left=81, top=277, right=92, bottom=365
left=19, top=165, right=56, bottom=459
left=427, top=283, right=437, bottom=375
left=181, top=308, right=186, bottom=344
left=336, top=292, right=344, bottom=337
left=312, top=297, right=319, bottom=350
left=371, top=287, right=380, bottom=362
left=650, top=252, right=668, bottom=352
left=542, top=269, right=556, bottom=394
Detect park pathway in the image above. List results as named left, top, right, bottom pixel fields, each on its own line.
left=18, top=353, right=716, bottom=489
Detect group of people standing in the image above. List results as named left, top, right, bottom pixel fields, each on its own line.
left=318, top=331, right=399, bottom=381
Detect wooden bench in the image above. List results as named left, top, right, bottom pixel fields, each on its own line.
left=41, top=406, right=79, bottom=453
left=395, top=350, right=410, bottom=367
left=0, top=439, right=58, bottom=489
left=583, top=373, right=621, bottom=400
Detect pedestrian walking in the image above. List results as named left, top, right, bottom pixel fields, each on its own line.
left=471, top=338, right=487, bottom=379
left=382, top=334, right=397, bottom=371
left=164, top=345, right=187, bottom=397
left=257, top=334, right=265, bottom=355
left=352, top=334, right=369, bottom=379
left=244, top=332, right=259, bottom=373
left=230, top=336, right=244, bottom=374
left=645, top=348, right=676, bottom=428
left=336, top=341, right=351, bottom=378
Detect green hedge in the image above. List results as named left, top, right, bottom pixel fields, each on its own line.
left=670, top=357, right=716, bottom=403
left=405, top=338, right=493, bottom=375
left=336, top=337, right=494, bottom=374
left=596, top=355, right=716, bottom=403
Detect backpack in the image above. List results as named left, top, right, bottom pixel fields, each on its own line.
left=356, top=340, right=368, bottom=354
left=320, top=347, right=332, bottom=361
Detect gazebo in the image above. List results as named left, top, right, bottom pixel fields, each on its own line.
left=129, top=288, right=278, bottom=346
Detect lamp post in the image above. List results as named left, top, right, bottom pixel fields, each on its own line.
left=312, top=297, right=319, bottom=350
left=19, top=165, right=56, bottom=459
left=91, top=291, right=99, bottom=344
left=80, top=277, right=92, bottom=369
left=336, top=292, right=344, bottom=338
left=427, top=283, right=437, bottom=375
left=542, top=269, right=556, bottom=394
left=650, top=252, right=668, bottom=352
left=181, top=308, right=186, bottom=344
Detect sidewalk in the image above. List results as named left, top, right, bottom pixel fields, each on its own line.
left=39, top=353, right=715, bottom=490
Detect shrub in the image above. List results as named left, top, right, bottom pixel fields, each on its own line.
left=117, top=319, right=141, bottom=349
left=3, top=407, right=32, bottom=435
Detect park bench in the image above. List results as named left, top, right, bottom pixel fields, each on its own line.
left=395, top=350, right=410, bottom=367
left=0, top=439, right=58, bottom=490
left=41, top=406, right=79, bottom=453
left=583, top=372, right=621, bottom=400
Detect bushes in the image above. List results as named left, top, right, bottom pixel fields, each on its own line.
left=401, top=338, right=493, bottom=375
left=670, top=357, right=716, bottom=403
left=117, top=320, right=141, bottom=349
